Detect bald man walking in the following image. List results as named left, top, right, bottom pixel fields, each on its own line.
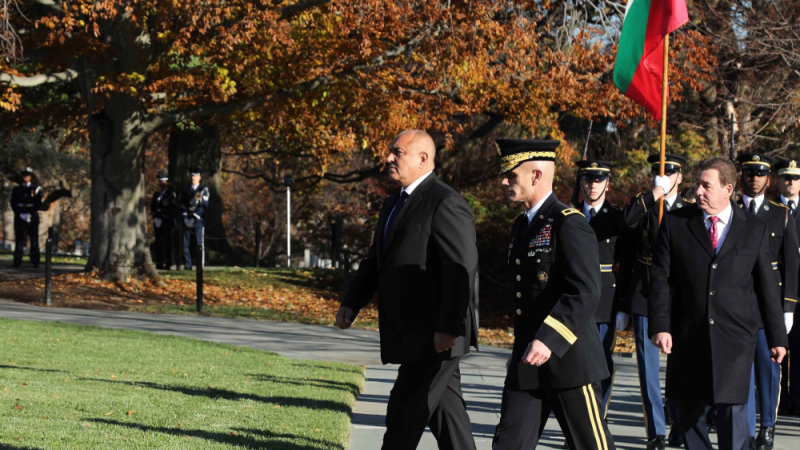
left=336, top=130, right=479, bottom=449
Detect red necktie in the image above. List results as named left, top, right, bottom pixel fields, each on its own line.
left=708, top=216, right=720, bottom=251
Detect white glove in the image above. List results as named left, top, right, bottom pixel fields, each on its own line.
left=616, top=312, right=630, bottom=331
left=786, top=313, right=794, bottom=334
left=154, top=218, right=163, bottom=228
left=654, top=175, right=671, bottom=194
left=19, top=213, right=31, bottom=223
left=184, top=218, right=195, bottom=228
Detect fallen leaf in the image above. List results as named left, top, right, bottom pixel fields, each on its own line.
left=105, top=411, right=113, bottom=416
left=127, top=411, right=135, bottom=416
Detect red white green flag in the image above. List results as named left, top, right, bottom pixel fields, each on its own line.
left=613, top=0, right=689, bottom=121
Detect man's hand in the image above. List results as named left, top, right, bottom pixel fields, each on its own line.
left=651, top=332, right=673, bottom=354
left=616, top=312, right=630, bottom=331
left=434, top=332, right=457, bottom=353
left=335, top=306, right=355, bottom=330
left=522, top=339, right=552, bottom=366
left=785, top=313, right=794, bottom=334
left=771, top=347, right=787, bottom=364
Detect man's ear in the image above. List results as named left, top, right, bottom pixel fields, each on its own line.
left=419, top=151, right=428, bottom=165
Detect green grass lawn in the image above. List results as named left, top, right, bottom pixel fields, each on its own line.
left=161, top=267, right=345, bottom=293
left=0, top=252, right=87, bottom=266
left=0, top=319, right=364, bottom=449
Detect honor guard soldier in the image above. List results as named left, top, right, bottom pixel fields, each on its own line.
left=151, top=172, right=178, bottom=270
left=180, top=169, right=209, bottom=270
left=772, top=157, right=800, bottom=417
left=10, top=167, right=43, bottom=268
left=619, top=153, right=687, bottom=449
left=576, top=159, right=625, bottom=419
left=492, top=139, right=615, bottom=450
left=735, top=153, right=798, bottom=450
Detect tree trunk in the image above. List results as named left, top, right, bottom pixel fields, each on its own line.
left=86, top=94, right=158, bottom=281
left=168, top=124, right=232, bottom=260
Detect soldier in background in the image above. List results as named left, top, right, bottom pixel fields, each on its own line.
left=619, top=154, right=687, bottom=449
left=772, top=157, right=800, bottom=418
left=151, top=172, right=177, bottom=270
left=576, top=159, right=625, bottom=418
left=10, top=167, right=42, bottom=268
left=180, top=169, right=209, bottom=270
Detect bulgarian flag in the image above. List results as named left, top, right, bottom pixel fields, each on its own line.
left=613, top=0, right=689, bottom=121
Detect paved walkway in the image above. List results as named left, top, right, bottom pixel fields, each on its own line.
left=0, top=263, right=85, bottom=281
left=0, top=300, right=797, bottom=449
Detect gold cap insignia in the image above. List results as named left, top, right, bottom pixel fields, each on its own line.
left=791, top=160, right=797, bottom=169
left=591, top=162, right=598, bottom=168
left=495, top=142, right=502, bottom=156
left=754, top=155, right=761, bottom=162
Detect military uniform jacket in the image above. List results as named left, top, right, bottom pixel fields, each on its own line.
left=621, top=191, right=689, bottom=316
left=582, top=200, right=624, bottom=323
left=648, top=203, right=788, bottom=404
left=505, top=193, right=609, bottom=391
left=181, top=185, right=210, bottom=224
left=10, top=183, right=43, bottom=222
left=737, top=198, right=799, bottom=313
left=151, top=189, right=178, bottom=224
left=342, top=174, right=479, bottom=365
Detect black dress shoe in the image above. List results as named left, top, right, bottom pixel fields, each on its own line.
left=750, top=437, right=757, bottom=450
left=665, top=404, right=673, bottom=426
left=706, top=406, right=717, bottom=433
left=646, top=435, right=666, bottom=450
left=755, top=426, right=775, bottom=450
left=667, top=428, right=685, bottom=447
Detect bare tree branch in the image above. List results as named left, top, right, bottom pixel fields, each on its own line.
left=0, top=68, right=79, bottom=86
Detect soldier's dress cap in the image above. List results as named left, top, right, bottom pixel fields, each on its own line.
left=189, top=168, right=202, bottom=176
left=647, top=154, right=686, bottom=174
left=157, top=171, right=169, bottom=181
left=20, top=167, right=34, bottom=175
left=577, top=159, right=615, bottom=179
left=737, top=153, right=774, bottom=176
left=495, top=139, right=560, bottom=175
left=773, top=157, right=800, bottom=177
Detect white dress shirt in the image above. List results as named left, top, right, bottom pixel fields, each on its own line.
left=703, top=202, right=733, bottom=254
left=664, top=193, right=678, bottom=211
left=780, top=194, right=799, bottom=208
left=583, top=201, right=602, bottom=222
left=524, top=191, right=553, bottom=225
left=741, top=193, right=765, bottom=213
left=384, top=171, right=433, bottom=237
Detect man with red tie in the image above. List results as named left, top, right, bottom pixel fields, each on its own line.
left=649, top=157, right=788, bottom=450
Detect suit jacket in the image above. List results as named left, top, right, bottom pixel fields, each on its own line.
left=505, top=194, right=608, bottom=391
left=648, top=202, right=788, bottom=404
left=737, top=198, right=799, bottom=312
left=621, top=191, right=689, bottom=316
left=582, top=200, right=624, bottom=323
left=342, top=174, right=479, bottom=365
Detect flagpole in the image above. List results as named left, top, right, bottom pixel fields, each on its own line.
left=658, top=34, right=670, bottom=226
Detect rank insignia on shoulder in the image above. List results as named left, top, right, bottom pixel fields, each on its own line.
left=538, top=271, right=548, bottom=282
left=561, top=208, right=583, bottom=217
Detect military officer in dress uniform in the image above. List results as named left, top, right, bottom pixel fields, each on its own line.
left=492, top=139, right=615, bottom=450
left=619, top=154, right=687, bottom=449
left=151, top=172, right=178, bottom=270
left=10, top=167, right=43, bottom=268
left=576, top=158, right=625, bottom=418
left=735, top=153, right=798, bottom=450
left=772, top=157, right=800, bottom=418
left=180, top=169, right=210, bottom=270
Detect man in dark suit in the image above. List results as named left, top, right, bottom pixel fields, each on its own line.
left=771, top=157, right=800, bottom=417
left=619, top=154, right=687, bottom=449
left=335, top=130, right=479, bottom=450
left=576, top=158, right=625, bottom=418
left=10, top=167, right=43, bottom=268
left=735, top=153, right=798, bottom=450
left=491, top=139, right=615, bottom=450
left=649, top=156, right=788, bottom=450
left=151, top=172, right=178, bottom=270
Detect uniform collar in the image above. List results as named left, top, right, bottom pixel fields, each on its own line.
left=191, top=184, right=200, bottom=190
left=741, top=193, right=764, bottom=212
left=664, top=192, right=678, bottom=210
left=780, top=194, right=799, bottom=206
left=525, top=191, right=552, bottom=224
left=582, top=199, right=604, bottom=217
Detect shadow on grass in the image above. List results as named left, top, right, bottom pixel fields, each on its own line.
left=77, top=378, right=351, bottom=413
left=0, top=444, right=45, bottom=450
left=90, top=418, right=344, bottom=449
left=244, top=374, right=360, bottom=396
left=0, top=365, right=65, bottom=373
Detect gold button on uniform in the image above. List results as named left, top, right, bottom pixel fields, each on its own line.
left=516, top=292, right=522, bottom=298
left=516, top=275, right=521, bottom=281
left=516, top=309, right=522, bottom=315
left=516, top=259, right=521, bottom=265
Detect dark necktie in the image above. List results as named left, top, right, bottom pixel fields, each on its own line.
left=749, top=199, right=756, bottom=214
left=789, top=200, right=796, bottom=217
left=383, top=191, right=410, bottom=252
left=589, top=208, right=596, bottom=223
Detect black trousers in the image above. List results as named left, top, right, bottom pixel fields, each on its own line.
left=182, top=224, right=203, bottom=269
left=13, top=217, right=39, bottom=265
left=493, top=382, right=615, bottom=450
left=676, top=401, right=748, bottom=450
left=153, top=223, right=174, bottom=269
left=781, top=323, right=800, bottom=411
left=382, top=356, right=476, bottom=450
